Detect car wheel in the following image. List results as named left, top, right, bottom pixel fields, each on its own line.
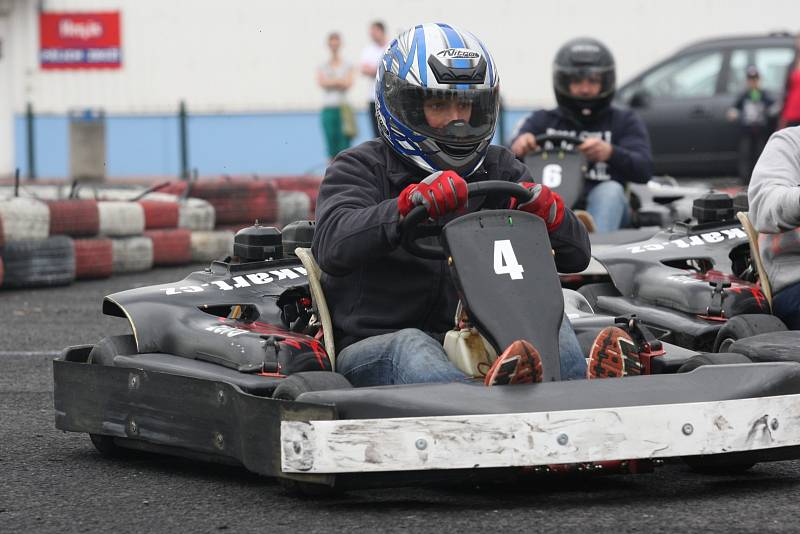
left=272, top=371, right=352, bottom=401
left=678, top=352, right=756, bottom=474
left=712, top=314, right=787, bottom=353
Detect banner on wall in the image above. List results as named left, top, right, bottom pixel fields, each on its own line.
left=40, top=12, right=122, bottom=69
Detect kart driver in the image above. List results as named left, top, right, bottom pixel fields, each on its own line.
left=510, top=38, right=653, bottom=233
left=748, top=125, right=800, bottom=329
left=312, top=23, right=627, bottom=387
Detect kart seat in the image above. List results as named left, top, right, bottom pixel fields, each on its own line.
left=294, top=247, right=336, bottom=370
left=737, top=211, right=773, bottom=310
left=729, top=331, right=800, bottom=363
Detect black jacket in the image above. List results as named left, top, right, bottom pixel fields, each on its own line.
left=512, top=105, right=653, bottom=186
left=311, top=139, right=591, bottom=351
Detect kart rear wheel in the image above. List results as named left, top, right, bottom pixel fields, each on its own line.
left=272, top=371, right=352, bottom=400
left=712, top=314, right=787, bottom=353
left=678, top=352, right=756, bottom=474
left=577, top=282, right=620, bottom=312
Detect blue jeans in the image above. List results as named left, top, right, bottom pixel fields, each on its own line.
left=773, top=281, right=800, bottom=330
left=336, top=317, right=588, bottom=386
left=586, top=180, right=629, bottom=232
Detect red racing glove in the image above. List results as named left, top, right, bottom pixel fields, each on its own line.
left=397, top=170, right=468, bottom=219
left=512, top=182, right=565, bottom=231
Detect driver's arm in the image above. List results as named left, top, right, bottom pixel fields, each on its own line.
left=312, top=151, right=402, bottom=276
left=749, top=129, right=800, bottom=234
left=606, top=110, right=653, bottom=184
left=509, top=111, right=546, bottom=158
left=501, top=149, right=591, bottom=273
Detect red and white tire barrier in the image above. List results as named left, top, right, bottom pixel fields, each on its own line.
left=190, top=230, right=234, bottom=262
left=0, top=198, right=50, bottom=242
left=277, top=190, right=312, bottom=227
left=46, top=199, right=100, bottom=237
left=145, top=228, right=192, bottom=266
left=73, top=237, right=114, bottom=279
left=139, top=200, right=180, bottom=229
left=98, top=201, right=146, bottom=237
left=111, top=236, right=154, bottom=273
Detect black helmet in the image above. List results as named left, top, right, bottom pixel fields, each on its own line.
left=553, top=38, right=615, bottom=119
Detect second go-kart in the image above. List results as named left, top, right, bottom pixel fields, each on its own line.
left=53, top=181, right=800, bottom=492
left=524, top=133, right=714, bottom=231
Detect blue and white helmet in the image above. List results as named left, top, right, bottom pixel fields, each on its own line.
left=375, top=23, right=500, bottom=177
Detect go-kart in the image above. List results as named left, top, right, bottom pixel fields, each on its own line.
left=523, top=133, right=714, bottom=230
left=575, top=192, right=784, bottom=355
left=53, top=181, right=800, bottom=492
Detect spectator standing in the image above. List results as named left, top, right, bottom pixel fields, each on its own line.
left=779, top=33, right=800, bottom=129
left=318, top=32, right=355, bottom=160
left=360, top=21, right=388, bottom=138
left=728, top=65, right=775, bottom=184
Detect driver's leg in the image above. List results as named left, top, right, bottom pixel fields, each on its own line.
left=585, top=180, right=627, bottom=232
left=558, top=315, right=588, bottom=380
left=336, top=328, right=467, bottom=387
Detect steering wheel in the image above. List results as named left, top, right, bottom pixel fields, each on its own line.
left=530, top=133, right=584, bottom=151
left=400, top=180, right=533, bottom=260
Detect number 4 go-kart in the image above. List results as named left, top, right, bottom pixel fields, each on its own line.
left=53, top=181, right=800, bottom=493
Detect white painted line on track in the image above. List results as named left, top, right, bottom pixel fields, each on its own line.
left=0, top=351, right=61, bottom=357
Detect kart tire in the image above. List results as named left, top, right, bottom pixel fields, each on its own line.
left=676, top=352, right=752, bottom=373
left=139, top=200, right=180, bottom=229
left=277, top=191, right=311, bottom=227
left=1, top=236, right=76, bottom=288
left=577, top=282, right=620, bottom=312
left=46, top=199, right=100, bottom=237
left=88, top=335, right=138, bottom=457
left=111, top=236, right=154, bottom=273
left=678, top=352, right=756, bottom=474
left=0, top=197, right=50, bottom=242
left=88, top=334, right=138, bottom=366
left=190, top=230, right=234, bottom=262
left=178, top=198, right=215, bottom=231
left=712, top=314, right=788, bottom=353
left=272, top=371, right=352, bottom=401
left=73, top=237, right=114, bottom=279
left=98, top=201, right=146, bottom=237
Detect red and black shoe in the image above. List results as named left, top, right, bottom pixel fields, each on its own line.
left=484, top=340, right=543, bottom=386
left=587, top=326, right=642, bottom=379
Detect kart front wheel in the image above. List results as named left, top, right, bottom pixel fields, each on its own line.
left=712, top=314, right=787, bottom=353
left=272, top=371, right=352, bottom=400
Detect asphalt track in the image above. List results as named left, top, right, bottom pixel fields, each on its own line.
left=4, top=264, right=800, bottom=533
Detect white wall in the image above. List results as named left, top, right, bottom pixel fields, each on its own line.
left=9, top=0, right=800, bottom=115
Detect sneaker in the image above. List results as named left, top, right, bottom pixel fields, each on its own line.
left=484, top=340, right=543, bottom=386
left=587, top=326, right=642, bottom=379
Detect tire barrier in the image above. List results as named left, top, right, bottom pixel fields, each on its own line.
left=190, top=230, right=234, bottom=262
left=277, top=190, right=312, bottom=227
left=145, top=228, right=192, bottom=266
left=0, top=198, right=50, bottom=242
left=111, top=236, right=154, bottom=273
left=269, top=176, right=322, bottom=213
left=178, top=198, right=215, bottom=231
left=46, top=199, right=100, bottom=237
left=98, top=201, right=146, bottom=237
left=189, top=179, right=278, bottom=225
left=0, top=236, right=76, bottom=288
left=73, top=237, right=114, bottom=279
left=139, top=200, right=180, bottom=229
left=0, top=257, right=4, bottom=286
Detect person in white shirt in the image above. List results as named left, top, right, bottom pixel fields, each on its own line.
left=318, top=32, right=355, bottom=159
left=360, top=21, right=388, bottom=138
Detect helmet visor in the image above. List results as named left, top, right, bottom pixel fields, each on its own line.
left=382, top=72, right=499, bottom=145
left=554, top=65, right=615, bottom=101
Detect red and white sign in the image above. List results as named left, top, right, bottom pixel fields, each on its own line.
left=40, top=12, right=122, bottom=69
